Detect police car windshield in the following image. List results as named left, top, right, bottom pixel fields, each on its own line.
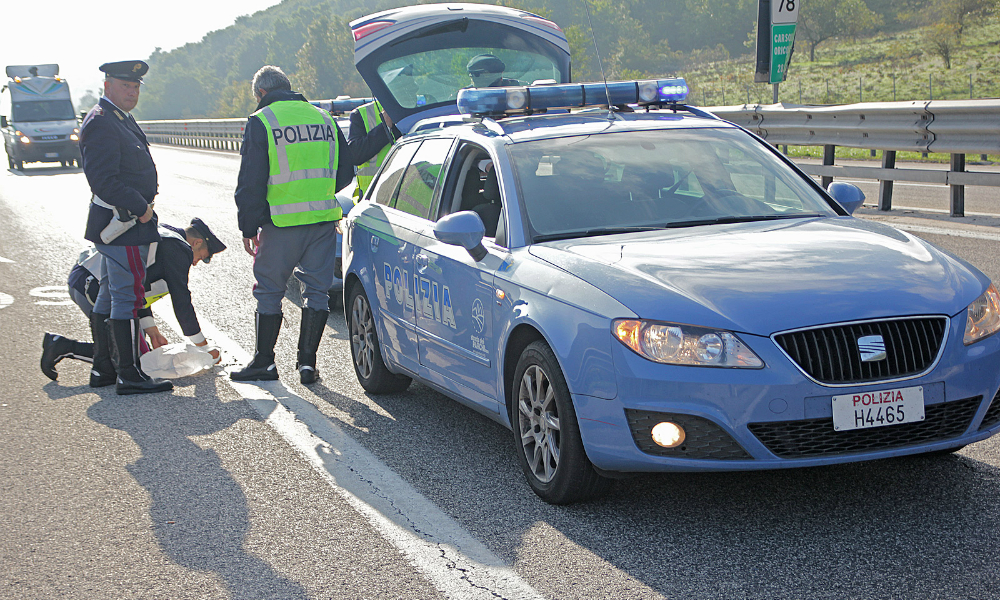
left=377, top=48, right=562, bottom=109
left=509, top=127, right=840, bottom=239
left=12, top=100, right=76, bottom=122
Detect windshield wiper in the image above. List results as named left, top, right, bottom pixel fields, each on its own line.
left=664, top=213, right=825, bottom=228
left=533, top=226, right=662, bottom=242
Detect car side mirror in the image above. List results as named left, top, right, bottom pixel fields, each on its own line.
left=0, top=116, right=7, bottom=128
left=827, top=182, right=865, bottom=215
left=434, top=211, right=487, bottom=261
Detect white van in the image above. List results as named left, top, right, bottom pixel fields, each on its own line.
left=2, top=64, right=82, bottom=170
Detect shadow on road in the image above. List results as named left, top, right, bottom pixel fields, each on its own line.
left=84, top=374, right=309, bottom=599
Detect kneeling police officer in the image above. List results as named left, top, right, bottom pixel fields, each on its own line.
left=41, top=218, right=226, bottom=386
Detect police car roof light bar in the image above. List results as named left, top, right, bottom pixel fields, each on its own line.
left=456, top=78, right=689, bottom=117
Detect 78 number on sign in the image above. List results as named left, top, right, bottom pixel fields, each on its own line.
left=772, top=0, right=799, bottom=24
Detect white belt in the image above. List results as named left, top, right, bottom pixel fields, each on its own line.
left=91, top=194, right=115, bottom=210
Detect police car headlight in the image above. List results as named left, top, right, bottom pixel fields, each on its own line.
left=964, top=283, right=1000, bottom=345
left=613, top=319, right=763, bottom=368
left=69, top=133, right=79, bottom=141
left=18, top=135, right=30, bottom=144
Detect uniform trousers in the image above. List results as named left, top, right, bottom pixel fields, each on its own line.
left=69, top=287, right=94, bottom=319
left=93, top=243, right=148, bottom=319
left=253, top=221, right=338, bottom=315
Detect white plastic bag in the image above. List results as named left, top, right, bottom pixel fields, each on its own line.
left=140, top=342, right=217, bottom=379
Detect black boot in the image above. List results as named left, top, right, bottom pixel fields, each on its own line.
left=108, top=318, right=173, bottom=395
left=231, top=312, right=282, bottom=381
left=296, top=307, right=329, bottom=384
left=89, top=312, right=116, bottom=388
left=41, top=333, right=92, bottom=381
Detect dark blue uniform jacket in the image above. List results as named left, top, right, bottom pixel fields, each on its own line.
left=81, top=97, right=160, bottom=246
left=234, top=89, right=392, bottom=239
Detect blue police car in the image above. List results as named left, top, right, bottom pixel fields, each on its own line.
left=342, top=5, right=1000, bottom=504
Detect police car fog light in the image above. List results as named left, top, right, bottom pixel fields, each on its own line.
left=651, top=422, right=685, bottom=448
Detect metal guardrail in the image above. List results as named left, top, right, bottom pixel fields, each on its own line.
left=139, top=118, right=246, bottom=151
left=139, top=99, right=1000, bottom=216
left=706, top=99, right=1000, bottom=216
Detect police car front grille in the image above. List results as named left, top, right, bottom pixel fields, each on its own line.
left=774, top=317, right=947, bottom=385
left=748, top=396, right=981, bottom=458
left=979, top=389, right=1000, bottom=431
left=625, top=409, right=751, bottom=460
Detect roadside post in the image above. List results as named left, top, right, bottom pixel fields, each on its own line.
left=754, top=0, right=800, bottom=103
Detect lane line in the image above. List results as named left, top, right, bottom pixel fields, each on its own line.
left=876, top=222, right=1000, bottom=242
left=152, top=303, right=545, bottom=600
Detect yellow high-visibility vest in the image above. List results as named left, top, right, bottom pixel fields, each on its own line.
left=253, top=100, right=342, bottom=226
left=354, top=100, right=391, bottom=200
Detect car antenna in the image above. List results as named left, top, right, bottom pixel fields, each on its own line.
left=584, top=1, right=616, bottom=121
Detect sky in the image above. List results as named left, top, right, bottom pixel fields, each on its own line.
left=1, top=0, right=284, bottom=108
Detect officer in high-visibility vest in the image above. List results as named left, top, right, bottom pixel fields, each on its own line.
left=350, top=66, right=410, bottom=201
left=232, top=65, right=392, bottom=384
left=350, top=98, right=394, bottom=201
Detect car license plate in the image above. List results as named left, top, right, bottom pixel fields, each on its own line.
left=831, top=385, right=925, bottom=431
left=45, top=152, right=58, bottom=158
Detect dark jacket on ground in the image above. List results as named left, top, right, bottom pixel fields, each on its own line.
left=80, top=97, right=160, bottom=246
left=234, top=89, right=393, bottom=239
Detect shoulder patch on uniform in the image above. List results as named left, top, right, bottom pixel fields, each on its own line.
left=94, top=105, right=104, bottom=116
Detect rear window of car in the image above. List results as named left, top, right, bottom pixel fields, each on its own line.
left=508, top=127, right=838, bottom=238
left=376, top=47, right=563, bottom=110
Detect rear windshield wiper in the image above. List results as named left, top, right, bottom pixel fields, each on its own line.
left=664, top=213, right=825, bottom=228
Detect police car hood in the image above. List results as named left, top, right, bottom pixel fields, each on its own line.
left=528, top=217, right=987, bottom=335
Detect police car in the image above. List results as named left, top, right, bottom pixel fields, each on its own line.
left=342, top=5, right=1000, bottom=504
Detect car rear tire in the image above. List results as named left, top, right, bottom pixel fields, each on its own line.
left=512, top=340, right=612, bottom=504
left=347, top=282, right=411, bottom=394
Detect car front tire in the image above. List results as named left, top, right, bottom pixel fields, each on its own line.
left=513, top=340, right=611, bottom=504
left=347, top=282, right=411, bottom=394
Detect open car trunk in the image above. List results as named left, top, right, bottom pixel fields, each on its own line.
left=351, top=3, right=571, bottom=133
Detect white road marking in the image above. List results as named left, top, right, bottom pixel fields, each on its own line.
left=0, top=292, right=12, bottom=309
left=30, top=285, right=73, bottom=305
left=0, top=256, right=13, bottom=263
left=152, top=303, right=545, bottom=600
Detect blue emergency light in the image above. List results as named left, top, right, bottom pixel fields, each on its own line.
left=457, top=78, right=688, bottom=116
left=311, top=97, right=373, bottom=114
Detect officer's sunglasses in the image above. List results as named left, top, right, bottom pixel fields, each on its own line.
left=469, top=69, right=494, bottom=77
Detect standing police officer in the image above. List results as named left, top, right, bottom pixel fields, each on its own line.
left=80, top=60, right=172, bottom=395
left=232, top=65, right=392, bottom=384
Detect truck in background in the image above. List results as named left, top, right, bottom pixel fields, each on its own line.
left=1, top=64, right=82, bottom=170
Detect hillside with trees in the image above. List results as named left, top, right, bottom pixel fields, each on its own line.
left=131, top=0, right=1000, bottom=120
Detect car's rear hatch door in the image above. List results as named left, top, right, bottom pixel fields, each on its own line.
left=351, top=3, right=571, bottom=133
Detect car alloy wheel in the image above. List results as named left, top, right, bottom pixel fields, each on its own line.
left=347, top=283, right=410, bottom=394
left=518, top=363, right=561, bottom=483
left=512, top=341, right=611, bottom=504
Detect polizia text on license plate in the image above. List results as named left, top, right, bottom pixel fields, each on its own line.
left=831, top=386, right=926, bottom=432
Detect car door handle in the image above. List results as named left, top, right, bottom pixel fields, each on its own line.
left=415, top=253, right=429, bottom=272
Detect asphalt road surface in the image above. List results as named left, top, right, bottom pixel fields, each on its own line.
left=3, top=147, right=1000, bottom=600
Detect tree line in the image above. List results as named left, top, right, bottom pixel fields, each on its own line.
left=129, top=0, right=993, bottom=120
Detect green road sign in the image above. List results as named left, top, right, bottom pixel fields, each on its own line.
left=770, top=22, right=796, bottom=84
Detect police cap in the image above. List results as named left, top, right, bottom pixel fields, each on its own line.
left=100, top=60, right=149, bottom=82
left=189, top=218, right=226, bottom=263
left=467, top=54, right=505, bottom=75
